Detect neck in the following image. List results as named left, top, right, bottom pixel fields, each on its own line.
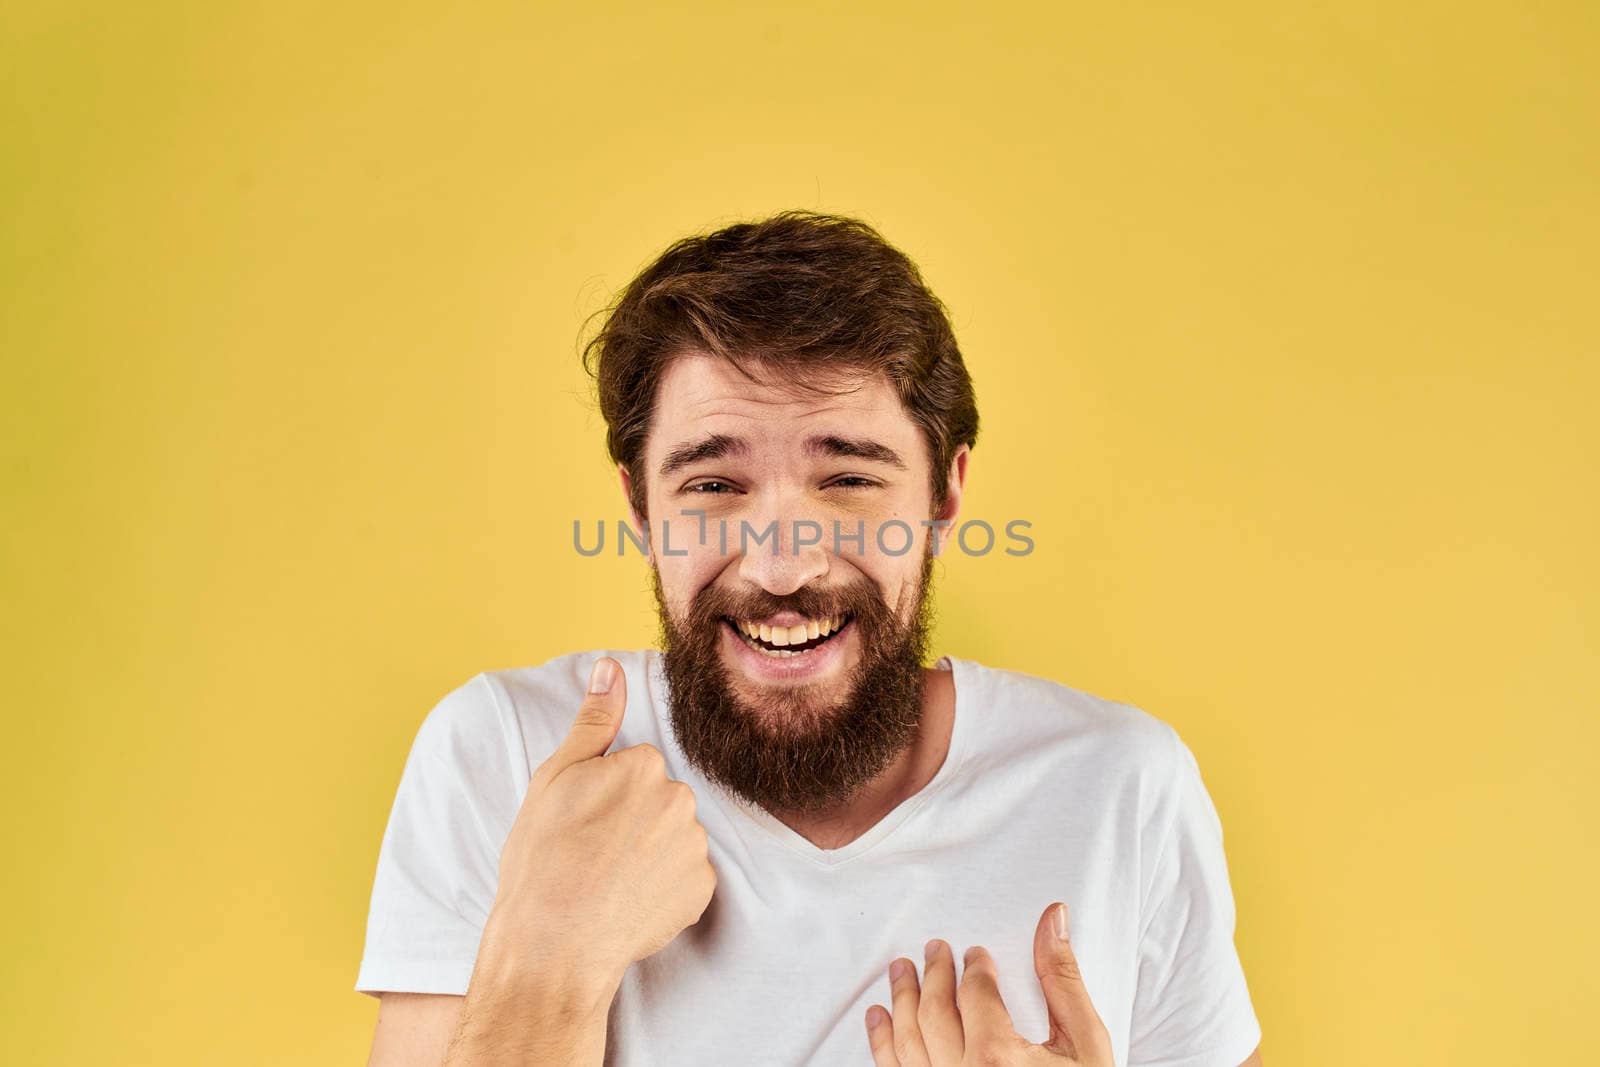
left=770, top=664, right=956, bottom=851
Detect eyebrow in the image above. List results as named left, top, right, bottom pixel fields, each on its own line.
left=809, top=434, right=907, bottom=469
left=657, top=433, right=908, bottom=477
left=658, top=434, right=746, bottom=477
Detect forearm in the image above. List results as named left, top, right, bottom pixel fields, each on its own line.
left=442, top=914, right=623, bottom=1066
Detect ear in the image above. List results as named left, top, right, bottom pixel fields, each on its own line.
left=618, top=463, right=656, bottom=567
left=930, top=445, right=970, bottom=558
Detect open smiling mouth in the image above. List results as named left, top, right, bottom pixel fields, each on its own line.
left=722, top=614, right=854, bottom=658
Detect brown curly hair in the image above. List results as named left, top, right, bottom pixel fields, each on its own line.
left=582, top=210, right=979, bottom=521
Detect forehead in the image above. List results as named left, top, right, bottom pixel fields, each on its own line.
left=645, top=353, right=919, bottom=463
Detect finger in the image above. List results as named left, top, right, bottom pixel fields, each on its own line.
left=1033, top=902, right=1112, bottom=1060
left=532, top=656, right=627, bottom=788
left=955, top=946, right=1019, bottom=1050
left=865, top=1004, right=900, bottom=1067
left=918, top=939, right=963, bottom=1060
left=887, top=958, right=931, bottom=1067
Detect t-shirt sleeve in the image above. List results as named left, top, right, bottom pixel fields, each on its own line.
left=354, top=673, right=528, bottom=997
left=1127, top=724, right=1262, bottom=1067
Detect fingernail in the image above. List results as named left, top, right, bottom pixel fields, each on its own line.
left=963, top=946, right=979, bottom=966
left=889, top=958, right=909, bottom=981
left=588, top=658, right=616, bottom=694
left=924, top=938, right=942, bottom=960
left=1052, top=902, right=1070, bottom=943
left=867, top=1005, right=889, bottom=1030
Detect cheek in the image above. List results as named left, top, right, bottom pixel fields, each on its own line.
left=846, top=540, right=930, bottom=620
left=846, top=521, right=926, bottom=575
left=837, top=554, right=901, bottom=613
left=655, top=546, right=728, bottom=611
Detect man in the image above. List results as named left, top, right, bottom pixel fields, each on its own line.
left=356, top=211, right=1264, bottom=1066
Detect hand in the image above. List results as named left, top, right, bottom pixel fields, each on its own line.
left=484, top=656, right=717, bottom=987
left=865, top=903, right=1114, bottom=1066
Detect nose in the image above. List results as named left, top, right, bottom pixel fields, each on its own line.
left=736, top=508, right=830, bottom=597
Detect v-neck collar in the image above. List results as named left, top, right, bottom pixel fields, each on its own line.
left=646, top=648, right=973, bottom=869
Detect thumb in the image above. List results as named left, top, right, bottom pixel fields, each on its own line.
left=1032, top=902, right=1105, bottom=1059
left=532, top=656, right=627, bottom=788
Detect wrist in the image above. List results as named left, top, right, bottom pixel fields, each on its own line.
left=449, top=912, right=623, bottom=1066
left=475, top=903, right=627, bottom=1013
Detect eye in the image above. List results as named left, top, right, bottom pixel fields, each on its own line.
left=827, top=476, right=880, bottom=490
left=684, top=480, right=738, bottom=494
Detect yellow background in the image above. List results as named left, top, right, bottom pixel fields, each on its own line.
left=3, top=2, right=1595, bottom=1063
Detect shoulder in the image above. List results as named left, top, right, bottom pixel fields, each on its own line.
left=407, top=649, right=653, bottom=773
left=408, top=671, right=515, bottom=770
left=480, top=648, right=660, bottom=767
left=949, top=656, right=1188, bottom=792
left=486, top=647, right=652, bottom=717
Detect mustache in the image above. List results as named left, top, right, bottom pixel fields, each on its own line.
left=686, top=580, right=884, bottom=626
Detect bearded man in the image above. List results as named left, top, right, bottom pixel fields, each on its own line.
left=356, top=211, right=1264, bottom=1067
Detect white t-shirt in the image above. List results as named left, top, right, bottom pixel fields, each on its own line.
left=356, top=649, right=1261, bottom=1067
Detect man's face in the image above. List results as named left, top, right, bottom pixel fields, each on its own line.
left=627, top=353, right=965, bottom=814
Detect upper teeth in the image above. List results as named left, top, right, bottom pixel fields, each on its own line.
left=740, top=616, right=842, bottom=646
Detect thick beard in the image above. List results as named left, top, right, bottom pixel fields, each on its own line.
left=653, top=552, right=936, bottom=818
